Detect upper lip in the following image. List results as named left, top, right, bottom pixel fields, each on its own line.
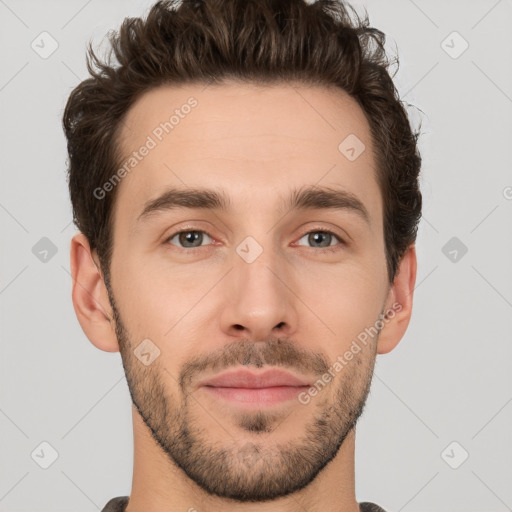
left=198, top=368, right=311, bottom=389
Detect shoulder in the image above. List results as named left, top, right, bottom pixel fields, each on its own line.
left=99, top=497, right=387, bottom=512
left=101, top=496, right=129, bottom=512
left=359, top=502, right=388, bottom=512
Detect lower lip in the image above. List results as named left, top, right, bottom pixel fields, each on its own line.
left=201, top=385, right=309, bottom=405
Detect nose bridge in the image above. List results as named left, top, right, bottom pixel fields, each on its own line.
left=221, top=234, right=296, bottom=338
left=235, top=235, right=284, bottom=310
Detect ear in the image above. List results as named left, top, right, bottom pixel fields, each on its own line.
left=70, top=233, right=120, bottom=353
left=377, top=244, right=417, bottom=354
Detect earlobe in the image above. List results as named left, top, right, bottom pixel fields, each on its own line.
left=377, top=244, right=417, bottom=354
left=70, top=233, right=120, bottom=353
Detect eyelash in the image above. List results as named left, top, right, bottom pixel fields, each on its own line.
left=164, top=228, right=346, bottom=253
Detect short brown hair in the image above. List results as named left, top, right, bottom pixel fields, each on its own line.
left=63, top=0, right=422, bottom=286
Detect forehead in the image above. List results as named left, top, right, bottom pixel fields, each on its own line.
left=113, top=81, right=381, bottom=227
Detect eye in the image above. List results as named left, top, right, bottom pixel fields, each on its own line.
left=166, top=230, right=213, bottom=249
left=295, top=229, right=345, bottom=250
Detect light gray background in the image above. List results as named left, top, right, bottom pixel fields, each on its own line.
left=1, top=0, right=511, bottom=511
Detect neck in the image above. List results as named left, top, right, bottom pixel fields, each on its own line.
left=126, top=406, right=360, bottom=512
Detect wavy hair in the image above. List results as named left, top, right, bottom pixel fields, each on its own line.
left=63, top=0, right=422, bottom=285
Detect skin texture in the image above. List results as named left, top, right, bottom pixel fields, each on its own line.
left=70, top=81, right=417, bottom=512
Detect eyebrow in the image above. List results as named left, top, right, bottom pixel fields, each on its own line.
left=136, top=185, right=370, bottom=225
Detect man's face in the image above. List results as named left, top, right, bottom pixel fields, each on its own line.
left=107, top=82, right=390, bottom=501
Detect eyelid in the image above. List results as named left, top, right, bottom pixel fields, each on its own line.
left=294, top=227, right=346, bottom=248
left=164, top=225, right=347, bottom=252
left=164, top=228, right=215, bottom=249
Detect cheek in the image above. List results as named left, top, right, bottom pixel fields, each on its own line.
left=294, top=261, right=386, bottom=351
left=112, top=238, right=387, bottom=358
left=112, top=255, right=216, bottom=340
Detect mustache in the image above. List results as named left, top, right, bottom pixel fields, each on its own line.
left=179, top=337, right=330, bottom=391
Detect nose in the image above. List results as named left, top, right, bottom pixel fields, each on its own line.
left=219, top=244, right=298, bottom=342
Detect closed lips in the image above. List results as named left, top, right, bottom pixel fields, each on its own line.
left=198, top=369, right=311, bottom=389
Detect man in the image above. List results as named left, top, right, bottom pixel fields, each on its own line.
left=63, top=0, right=422, bottom=510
